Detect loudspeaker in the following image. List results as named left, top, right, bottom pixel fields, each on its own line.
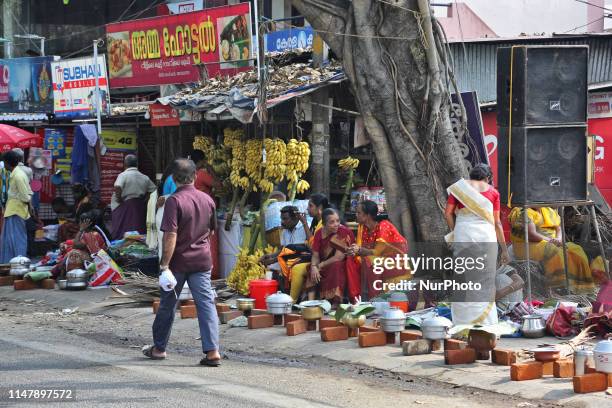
left=498, top=125, right=587, bottom=205
left=497, top=45, right=588, bottom=126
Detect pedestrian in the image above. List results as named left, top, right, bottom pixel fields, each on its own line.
left=110, top=154, right=156, bottom=240
left=143, top=158, right=221, bottom=366
left=0, top=150, right=33, bottom=262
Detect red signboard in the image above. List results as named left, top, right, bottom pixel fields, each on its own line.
left=481, top=111, right=612, bottom=207
left=100, top=150, right=128, bottom=205
left=0, top=64, right=8, bottom=104
left=105, top=4, right=252, bottom=88
left=149, top=103, right=180, bottom=127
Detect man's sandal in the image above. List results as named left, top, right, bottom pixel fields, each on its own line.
left=142, top=345, right=166, bottom=360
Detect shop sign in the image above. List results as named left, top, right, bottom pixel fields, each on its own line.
left=265, top=27, right=314, bottom=53
left=0, top=56, right=55, bottom=113
left=450, top=91, right=489, bottom=173
left=101, top=130, right=137, bottom=151
left=149, top=103, right=180, bottom=126
left=51, top=56, right=111, bottom=119
left=44, top=128, right=67, bottom=158
left=588, top=92, right=612, bottom=119
left=106, top=3, right=252, bottom=88
left=167, top=0, right=204, bottom=14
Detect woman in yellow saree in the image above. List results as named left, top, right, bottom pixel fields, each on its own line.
left=278, top=193, right=328, bottom=301
left=508, top=207, right=595, bottom=293
left=445, top=164, right=509, bottom=327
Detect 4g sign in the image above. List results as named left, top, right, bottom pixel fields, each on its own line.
left=106, top=3, right=252, bottom=88
left=101, top=130, right=137, bottom=151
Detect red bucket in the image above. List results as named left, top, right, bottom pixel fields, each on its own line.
left=248, top=279, right=278, bottom=310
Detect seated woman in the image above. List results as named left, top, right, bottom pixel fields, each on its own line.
left=54, top=184, right=96, bottom=242
left=277, top=193, right=330, bottom=301
left=305, top=208, right=355, bottom=307
left=508, top=207, right=596, bottom=293
left=54, top=210, right=109, bottom=279
left=347, top=200, right=411, bottom=301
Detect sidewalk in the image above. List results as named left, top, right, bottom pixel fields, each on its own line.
left=1, top=286, right=608, bottom=407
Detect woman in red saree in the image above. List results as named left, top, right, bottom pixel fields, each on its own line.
left=347, top=200, right=410, bottom=300
left=306, top=208, right=355, bottom=307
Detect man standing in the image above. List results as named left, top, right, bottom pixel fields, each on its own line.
left=0, top=150, right=33, bottom=262
left=111, top=154, right=156, bottom=240
left=12, top=148, right=33, bottom=181
left=143, top=158, right=221, bottom=366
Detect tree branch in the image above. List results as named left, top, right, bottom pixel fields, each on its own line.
left=292, top=0, right=349, bottom=56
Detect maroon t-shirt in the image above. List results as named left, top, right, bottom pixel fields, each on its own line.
left=161, top=184, right=215, bottom=274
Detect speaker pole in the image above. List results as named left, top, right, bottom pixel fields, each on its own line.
left=590, top=204, right=611, bottom=281
left=560, top=206, right=571, bottom=294
left=523, top=207, right=533, bottom=307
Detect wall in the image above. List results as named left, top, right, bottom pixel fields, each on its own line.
left=436, top=0, right=603, bottom=38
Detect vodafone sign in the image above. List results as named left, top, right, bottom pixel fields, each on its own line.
left=0, top=64, right=9, bottom=104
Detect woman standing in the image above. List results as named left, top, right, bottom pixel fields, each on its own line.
left=306, top=208, right=355, bottom=307
left=347, top=200, right=410, bottom=301
left=444, top=164, right=509, bottom=326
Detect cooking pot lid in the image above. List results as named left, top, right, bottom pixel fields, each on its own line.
left=594, top=339, right=612, bottom=353
left=266, top=291, right=293, bottom=304
left=421, top=315, right=453, bottom=328
left=388, top=291, right=408, bottom=302
left=382, top=307, right=406, bottom=319
left=10, top=256, right=30, bottom=264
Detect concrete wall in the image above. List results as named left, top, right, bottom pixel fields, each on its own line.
left=435, top=0, right=605, bottom=38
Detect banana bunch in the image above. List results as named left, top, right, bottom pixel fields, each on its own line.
left=286, top=139, right=311, bottom=194
left=225, top=129, right=249, bottom=189
left=264, top=244, right=278, bottom=255
left=262, top=138, right=286, bottom=183
left=193, top=135, right=213, bottom=154
left=227, top=248, right=266, bottom=295
left=245, top=139, right=263, bottom=187
left=338, top=156, right=360, bottom=171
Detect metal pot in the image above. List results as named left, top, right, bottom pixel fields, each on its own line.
left=58, top=279, right=67, bottom=290
left=66, top=281, right=87, bottom=290
left=380, top=307, right=406, bottom=333
left=66, top=269, right=88, bottom=281
left=266, top=291, right=293, bottom=315
left=421, top=314, right=453, bottom=340
left=574, top=347, right=595, bottom=376
left=593, top=339, right=612, bottom=373
left=302, top=306, right=324, bottom=321
left=342, top=314, right=366, bottom=328
left=10, top=256, right=31, bottom=276
left=236, top=298, right=255, bottom=312
left=521, top=314, right=546, bottom=338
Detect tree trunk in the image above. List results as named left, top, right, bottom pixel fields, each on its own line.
left=292, top=0, right=467, bottom=242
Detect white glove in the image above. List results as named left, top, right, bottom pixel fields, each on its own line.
left=159, top=269, right=177, bottom=292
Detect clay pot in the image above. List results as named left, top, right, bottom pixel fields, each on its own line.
left=342, top=314, right=366, bottom=328
left=532, top=347, right=561, bottom=362
left=468, top=329, right=497, bottom=360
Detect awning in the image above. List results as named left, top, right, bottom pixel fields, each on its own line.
left=0, top=113, right=48, bottom=122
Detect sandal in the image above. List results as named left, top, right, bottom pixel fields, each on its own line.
left=199, top=357, right=221, bottom=367
left=142, top=345, right=166, bottom=360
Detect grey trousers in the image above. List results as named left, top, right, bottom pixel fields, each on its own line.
left=153, top=270, right=219, bottom=353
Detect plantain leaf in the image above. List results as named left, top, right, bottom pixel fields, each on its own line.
left=351, top=304, right=376, bottom=317
left=334, top=304, right=350, bottom=322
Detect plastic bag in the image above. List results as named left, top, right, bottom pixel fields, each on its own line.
left=89, top=249, right=123, bottom=287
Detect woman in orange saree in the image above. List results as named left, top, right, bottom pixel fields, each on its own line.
left=347, top=200, right=410, bottom=301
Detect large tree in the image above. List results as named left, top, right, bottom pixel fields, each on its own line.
left=292, top=0, right=468, bottom=242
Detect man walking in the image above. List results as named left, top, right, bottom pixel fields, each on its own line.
left=111, top=154, right=156, bottom=240
left=0, top=150, right=33, bottom=262
left=143, top=158, right=221, bottom=366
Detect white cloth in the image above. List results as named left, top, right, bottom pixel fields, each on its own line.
left=155, top=196, right=168, bottom=259
left=280, top=222, right=307, bottom=246
left=111, top=167, right=156, bottom=210
left=146, top=191, right=158, bottom=249
left=159, top=269, right=177, bottom=291
left=450, top=211, right=499, bottom=327
left=79, top=124, right=99, bottom=147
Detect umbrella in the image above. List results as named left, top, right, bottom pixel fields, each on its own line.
left=0, top=124, right=43, bottom=152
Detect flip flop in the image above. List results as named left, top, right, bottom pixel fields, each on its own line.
left=199, top=357, right=221, bottom=367
left=142, top=345, right=166, bottom=360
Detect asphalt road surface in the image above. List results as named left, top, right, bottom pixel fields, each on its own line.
left=0, top=299, right=567, bottom=408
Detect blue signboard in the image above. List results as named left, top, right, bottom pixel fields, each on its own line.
left=265, top=27, right=314, bottom=53
left=0, top=56, right=55, bottom=113
left=44, top=128, right=67, bottom=158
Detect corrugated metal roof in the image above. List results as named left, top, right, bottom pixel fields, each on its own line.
left=449, top=35, right=612, bottom=103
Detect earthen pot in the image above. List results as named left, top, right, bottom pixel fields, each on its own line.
left=468, top=329, right=497, bottom=360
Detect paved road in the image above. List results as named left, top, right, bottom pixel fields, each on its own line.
left=1, top=320, right=525, bottom=408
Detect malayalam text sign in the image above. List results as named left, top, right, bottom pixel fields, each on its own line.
left=106, top=3, right=252, bottom=88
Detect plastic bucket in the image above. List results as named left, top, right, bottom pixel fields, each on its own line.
left=390, top=301, right=409, bottom=313
left=248, top=279, right=279, bottom=310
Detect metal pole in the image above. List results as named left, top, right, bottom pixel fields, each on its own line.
left=523, top=207, right=533, bottom=307
left=93, top=39, right=101, bottom=134
left=253, top=0, right=261, bottom=84
left=590, top=204, right=611, bottom=280
left=40, top=38, right=44, bottom=56
left=560, top=206, right=571, bottom=294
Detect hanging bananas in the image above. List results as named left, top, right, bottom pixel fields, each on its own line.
left=227, top=248, right=266, bottom=295
left=262, top=138, right=287, bottom=183
left=338, top=156, right=360, bottom=171
left=286, top=139, right=311, bottom=194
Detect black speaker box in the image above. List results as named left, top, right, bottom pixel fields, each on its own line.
left=497, top=45, right=588, bottom=126
left=497, top=125, right=587, bottom=205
